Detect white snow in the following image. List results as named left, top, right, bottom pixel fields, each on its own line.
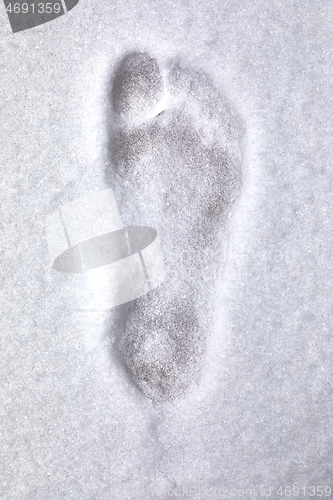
left=0, top=0, right=333, bottom=498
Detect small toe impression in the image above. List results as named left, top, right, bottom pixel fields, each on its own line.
left=112, top=51, right=164, bottom=126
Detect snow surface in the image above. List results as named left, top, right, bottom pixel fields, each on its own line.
left=0, top=0, right=333, bottom=498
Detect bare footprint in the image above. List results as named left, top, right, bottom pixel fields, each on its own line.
left=108, top=52, right=244, bottom=403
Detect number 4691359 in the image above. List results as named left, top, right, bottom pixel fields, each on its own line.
left=277, top=486, right=332, bottom=497
left=6, top=3, right=61, bottom=14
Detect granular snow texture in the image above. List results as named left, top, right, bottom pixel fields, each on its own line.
left=0, top=0, right=333, bottom=498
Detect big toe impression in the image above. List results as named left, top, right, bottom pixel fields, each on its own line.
left=112, top=51, right=164, bottom=126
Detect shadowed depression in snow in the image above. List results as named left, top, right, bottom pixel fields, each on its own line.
left=108, top=51, right=245, bottom=402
